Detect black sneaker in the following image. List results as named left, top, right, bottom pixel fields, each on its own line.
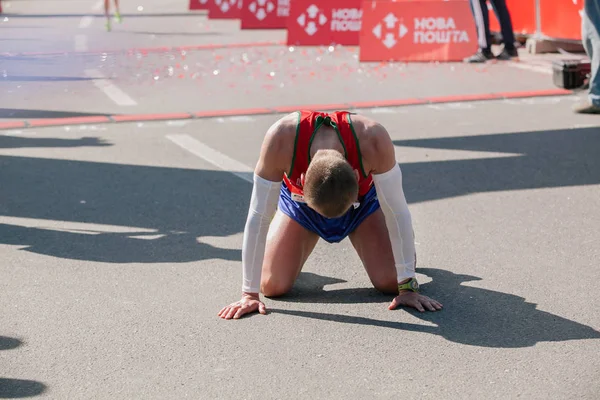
left=463, top=49, right=495, bottom=63
left=496, top=47, right=519, bottom=60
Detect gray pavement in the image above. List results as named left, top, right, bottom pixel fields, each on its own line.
left=2, top=97, right=599, bottom=400
left=1, top=1, right=600, bottom=400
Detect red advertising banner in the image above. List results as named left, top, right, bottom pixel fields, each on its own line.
left=287, top=0, right=363, bottom=46
left=208, top=0, right=242, bottom=19
left=241, top=0, right=290, bottom=29
left=359, top=0, right=477, bottom=62
left=189, top=0, right=210, bottom=10
left=539, top=0, right=584, bottom=41
left=488, top=0, right=536, bottom=36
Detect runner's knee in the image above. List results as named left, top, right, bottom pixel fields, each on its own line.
left=371, top=278, right=398, bottom=295
left=261, top=277, right=293, bottom=297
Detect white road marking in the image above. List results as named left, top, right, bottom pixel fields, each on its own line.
left=128, top=234, right=167, bottom=240
left=196, top=233, right=244, bottom=249
left=84, top=69, right=137, bottom=106
left=365, top=107, right=400, bottom=114
left=166, top=134, right=254, bottom=183
left=394, top=146, right=522, bottom=164
left=0, top=216, right=157, bottom=235
left=228, top=116, right=256, bottom=122
left=74, top=35, right=88, bottom=51
left=79, top=16, right=94, bottom=28
left=166, top=120, right=190, bottom=127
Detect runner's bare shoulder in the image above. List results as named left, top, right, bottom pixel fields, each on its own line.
left=347, top=113, right=396, bottom=174
left=256, top=112, right=300, bottom=180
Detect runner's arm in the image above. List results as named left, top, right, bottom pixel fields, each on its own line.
left=369, top=123, right=416, bottom=283
left=241, top=120, right=290, bottom=295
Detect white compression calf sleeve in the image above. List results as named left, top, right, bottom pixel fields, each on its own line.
left=372, top=164, right=416, bottom=282
left=241, top=173, right=281, bottom=293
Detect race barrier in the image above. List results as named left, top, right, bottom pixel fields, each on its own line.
left=189, top=0, right=210, bottom=10
left=287, top=0, right=363, bottom=46
left=188, top=0, right=586, bottom=58
left=241, top=0, right=290, bottom=29
left=538, top=0, right=584, bottom=41
left=359, top=0, right=477, bottom=62
left=487, top=0, right=585, bottom=50
left=207, top=0, right=242, bottom=19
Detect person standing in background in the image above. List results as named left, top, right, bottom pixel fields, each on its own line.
left=464, top=0, right=519, bottom=63
left=575, top=0, right=600, bottom=114
left=104, top=0, right=122, bottom=32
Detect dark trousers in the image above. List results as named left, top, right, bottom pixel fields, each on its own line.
left=469, top=0, right=516, bottom=51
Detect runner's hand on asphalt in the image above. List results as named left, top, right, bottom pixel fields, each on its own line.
left=218, top=293, right=267, bottom=319
left=388, top=291, right=443, bottom=312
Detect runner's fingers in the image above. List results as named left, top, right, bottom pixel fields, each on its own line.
left=225, top=306, right=239, bottom=319
left=258, top=303, right=267, bottom=315
left=413, top=300, right=425, bottom=312
left=424, top=300, right=436, bottom=312
left=218, top=306, right=230, bottom=318
left=233, top=307, right=246, bottom=319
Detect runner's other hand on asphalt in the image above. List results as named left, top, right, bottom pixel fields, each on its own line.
left=389, top=291, right=443, bottom=312
left=218, top=293, right=267, bottom=319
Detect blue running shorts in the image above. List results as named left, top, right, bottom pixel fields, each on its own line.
left=277, top=184, right=381, bottom=243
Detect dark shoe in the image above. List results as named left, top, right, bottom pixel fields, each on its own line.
left=573, top=102, right=600, bottom=114
left=463, top=49, right=494, bottom=63
left=496, top=47, right=519, bottom=60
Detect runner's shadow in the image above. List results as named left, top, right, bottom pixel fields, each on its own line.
left=270, top=269, right=600, bottom=348
left=270, top=272, right=385, bottom=304
left=0, top=336, right=47, bottom=398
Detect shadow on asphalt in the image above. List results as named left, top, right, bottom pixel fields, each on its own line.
left=0, top=108, right=113, bottom=119
left=393, top=126, right=600, bottom=203
left=0, top=125, right=598, bottom=267
left=0, top=336, right=47, bottom=398
left=0, top=144, right=248, bottom=263
left=269, top=269, right=600, bottom=348
left=0, top=336, right=22, bottom=351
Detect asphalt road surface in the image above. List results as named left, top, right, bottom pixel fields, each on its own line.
left=1, top=1, right=599, bottom=399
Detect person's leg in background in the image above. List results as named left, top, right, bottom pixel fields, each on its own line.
left=464, top=0, right=495, bottom=62
left=114, top=0, right=122, bottom=23
left=104, top=0, right=111, bottom=31
left=489, top=0, right=519, bottom=60
left=575, top=0, right=600, bottom=113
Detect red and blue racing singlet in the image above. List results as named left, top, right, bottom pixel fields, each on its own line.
left=282, top=110, right=373, bottom=203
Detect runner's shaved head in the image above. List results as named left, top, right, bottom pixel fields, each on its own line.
left=303, top=150, right=358, bottom=218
